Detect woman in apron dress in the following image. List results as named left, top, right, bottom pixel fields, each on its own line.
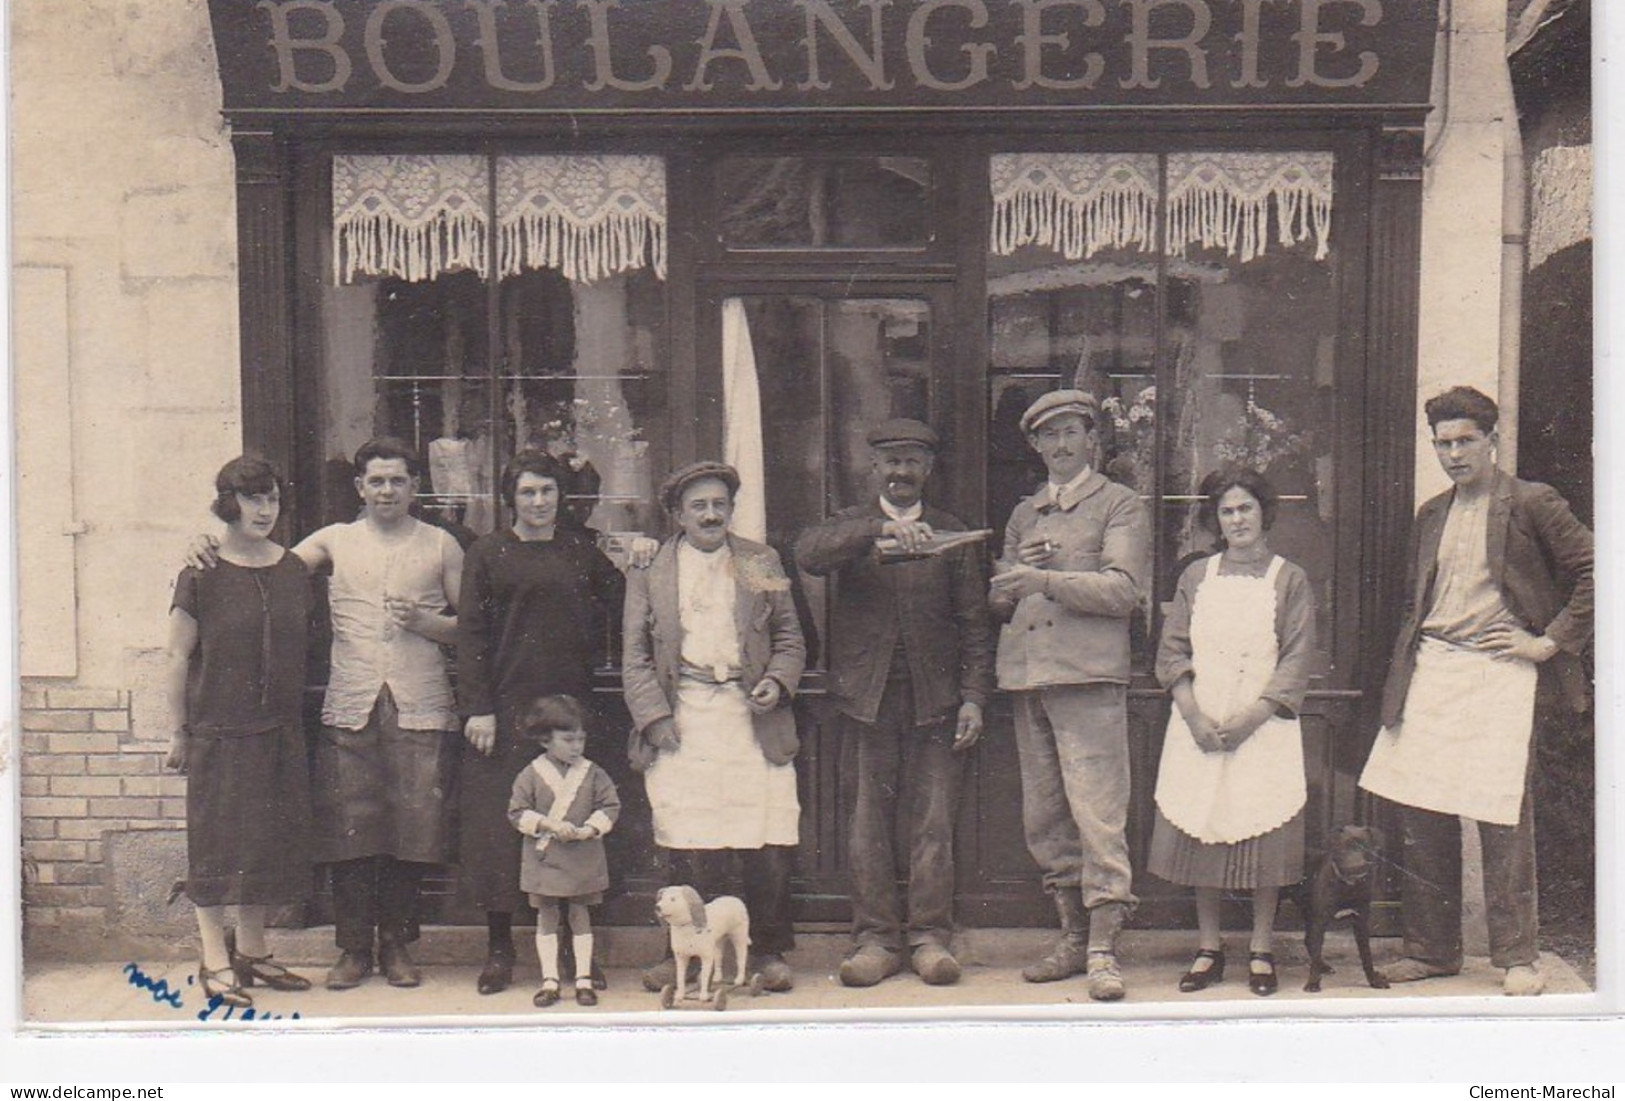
left=1149, top=469, right=1317, bottom=996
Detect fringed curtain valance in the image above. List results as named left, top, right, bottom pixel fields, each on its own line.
left=991, top=153, right=1159, bottom=260
left=496, top=155, right=667, bottom=283
left=332, top=154, right=667, bottom=284
left=1165, top=152, right=1333, bottom=262
left=332, top=155, right=490, bottom=284
left=991, top=151, right=1334, bottom=263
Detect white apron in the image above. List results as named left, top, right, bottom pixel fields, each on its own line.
left=1359, top=636, right=1537, bottom=825
left=1153, top=555, right=1306, bottom=845
left=645, top=679, right=801, bottom=850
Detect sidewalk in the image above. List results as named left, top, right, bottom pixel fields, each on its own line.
left=22, top=928, right=1592, bottom=1026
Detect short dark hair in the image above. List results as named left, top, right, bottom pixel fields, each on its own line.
left=1424, top=386, right=1499, bottom=434
left=500, top=449, right=573, bottom=510
left=520, top=694, right=588, bottom=744
left=353, top=436, right=419, bottom=478
left=211, top=455, right=284, bottom=523
left=1196, top=466, right=1279, bottom=537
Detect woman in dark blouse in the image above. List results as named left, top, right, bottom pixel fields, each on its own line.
left=165, top=456, right=314, bottom=1008
left=457, top=450, right=626, bottom=994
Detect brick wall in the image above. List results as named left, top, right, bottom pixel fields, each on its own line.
left=20, top=682, right=187, bottom=945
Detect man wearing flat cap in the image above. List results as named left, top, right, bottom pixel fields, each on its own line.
left=796, top=419, right=993, bottom=987
left=623, top=460, right=807, bottom=993
left=990, top=390, right=1150, bottom=1001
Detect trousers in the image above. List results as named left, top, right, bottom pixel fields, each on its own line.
left=1011, top=684, right=1136, bottom=908
left=666, top=846, right=796, bottom=956
left=1395, top=787, right=1538, bottom=970
left=843, top=676, right=964, bottom=950
left=330, top=854, right=430, bottom=952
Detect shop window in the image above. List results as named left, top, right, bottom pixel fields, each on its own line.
left=988, top=151, right=1339, bottom=673
left=717, top=155, right=933, bottom=249
left=316, top=153, right=670, bottom=563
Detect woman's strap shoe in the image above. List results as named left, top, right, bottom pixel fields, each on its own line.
left=198, top=965, right=253, bottom=1009
left=226, top=928, right=312, bottom=992
left=1178, top=948, right=1226, bottom=992
left=1248, top=952, right=1279, bottom=996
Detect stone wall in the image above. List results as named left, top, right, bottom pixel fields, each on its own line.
left=13, top=0, right=240, bottom=953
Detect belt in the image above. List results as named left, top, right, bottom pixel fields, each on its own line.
left=679, top=661, right=742, bottom=685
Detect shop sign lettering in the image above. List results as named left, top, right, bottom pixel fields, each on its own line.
left=209, top=0, right=1437, bottom=112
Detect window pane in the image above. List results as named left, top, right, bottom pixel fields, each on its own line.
left=318, top=269, right=496, bottom=538
left=1159, top=238, right=1339, bottom=670
left=317, top=214, right=669, bottom=562
left=987, top=242, right=1160, bottom=533
left=718, top=157, right=932, bottom=248
left=497, top=267, right=669, bottom=558
left=736, top=295, right=932, bottom=669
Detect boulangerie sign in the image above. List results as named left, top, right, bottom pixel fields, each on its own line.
left=207, top=0, right=1438, bottom=114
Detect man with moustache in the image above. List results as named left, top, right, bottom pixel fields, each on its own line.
left=990, top=390, right=1149, bottom=1002
left=1360, top=386, right=1593, bottom=996
left=623, top=461, right=807, bottom=993
left=795, top=419, right=992, bottom=987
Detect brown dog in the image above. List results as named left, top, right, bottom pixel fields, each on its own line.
left=1286, top=824, right=1389, bottom=993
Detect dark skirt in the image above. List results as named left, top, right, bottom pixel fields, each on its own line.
left=1147, top=807, right=1305, bottom=890
left=457, top=736, right=532, bottom=911
left=185, top=722, right=313, bottom=907
left=311, top=690, right=458, bottom=865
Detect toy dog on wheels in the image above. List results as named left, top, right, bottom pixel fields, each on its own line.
left=653, top=886, right=763, bottom=1010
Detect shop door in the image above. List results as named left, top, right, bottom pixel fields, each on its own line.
left=696, top=284, right=1045, bottom=925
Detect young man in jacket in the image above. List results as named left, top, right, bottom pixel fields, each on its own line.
left=1360, top=386, right=1593, bottom=996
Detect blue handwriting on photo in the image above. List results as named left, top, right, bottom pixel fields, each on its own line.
left=122, top=962, right=301, bottom=1022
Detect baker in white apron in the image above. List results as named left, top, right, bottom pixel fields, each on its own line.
left=1148, top=470, right=1316, bottom=997
left=1359, top=386, right=1594, bottom=997
left=621, top=461, right=808, bottom=995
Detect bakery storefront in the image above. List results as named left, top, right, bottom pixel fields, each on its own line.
left=206, top=0, right=1438, bottom=928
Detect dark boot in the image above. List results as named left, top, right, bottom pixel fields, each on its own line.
left=378, top=934, right=422, bottom=988
left=1022, top=887, right=1090, bottom=983
left=478, top=912, right=515, bottom=995
left=1085, top=901, right=1129, bottom=1002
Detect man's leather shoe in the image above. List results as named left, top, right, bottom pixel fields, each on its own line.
left=477, top=950, right=515, bottom=995
left=378, top=938, right=422, bottom=988
left=911, top=943, right=962, bottom=986
left=752, top=953, right=795, bottom=992
left=325, top=950, right=374, bottom=990
left=839, top=945, right=903, bottom=988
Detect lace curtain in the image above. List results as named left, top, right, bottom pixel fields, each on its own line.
left=332, top=154, right=667, bottom=284
left=991, top=151, right=1334, bottom=263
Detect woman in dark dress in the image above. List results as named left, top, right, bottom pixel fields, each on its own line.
left=458, top=450, right=626, bottom=994
left=164, top=456, right=314, bottom=1008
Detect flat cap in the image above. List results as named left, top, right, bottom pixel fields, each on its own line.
left=865, top=418, right=939, bottom=451
left=1020, top=389, right=1100, bottom=435
left=658, top=460, right=741, bottom=512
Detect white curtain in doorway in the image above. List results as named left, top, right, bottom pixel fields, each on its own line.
left=721, top=298, right=767, bottom=543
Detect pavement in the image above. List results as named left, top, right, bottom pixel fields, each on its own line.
left=20, top=927, right=1595, bottom=1027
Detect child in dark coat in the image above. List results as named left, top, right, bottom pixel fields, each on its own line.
left=507, top=695, right=620, bottom=1007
